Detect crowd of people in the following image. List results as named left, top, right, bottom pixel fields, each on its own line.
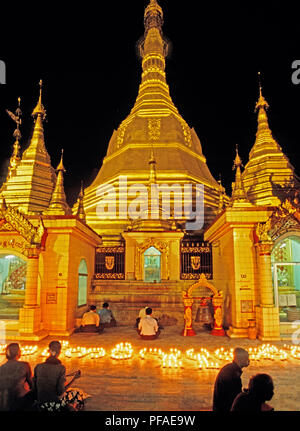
left=0, top=302, right=276, bottom=412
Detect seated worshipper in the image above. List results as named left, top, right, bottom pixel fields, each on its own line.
left=231, top=373, right=274, bottom=412
left=138, top=307, right=160, bottom=340
left=98, top=302, right=117, bottom=331
left=75, top=305, right=100, bottom=333
left=33, top=340, right=86, bottom=411
left=0, top=343, right=33, bottom=411
left=135, top=305, right=149, bottom=328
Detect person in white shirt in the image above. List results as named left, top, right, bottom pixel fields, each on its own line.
left=134, top=305, right=149, bottom=328
left=138, top=307, right=160, bottom=340
left=75, top=305, right=101, bottom=333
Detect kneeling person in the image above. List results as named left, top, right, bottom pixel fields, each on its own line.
left=138, top=307, right=160, bottom=340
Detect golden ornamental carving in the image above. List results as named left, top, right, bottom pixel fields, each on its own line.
left=256, top=220, right=272, bottom=242
left=105, top=256, right=115, bottom=270
left=191, top=256, right=200, bottom=270
left=181, top=121, right=192, bottom=147
left=4, top=207, right=45, bottom=246
left=0, top=237, right=26, bottom=254
left=96, top=246, right=125, bottom=253
left=148, top=118, right=161, bottom=141
left=0, top=199, right=46, bottom=247
left=116, top=125, right=127, bottom=149
left=257, top=241, right=273, bottom=256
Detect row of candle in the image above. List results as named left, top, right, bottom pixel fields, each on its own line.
left=1, top=342, right=300, bottom=364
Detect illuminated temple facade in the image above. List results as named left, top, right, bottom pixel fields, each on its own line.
left=1, top=0, right=300, bottom=341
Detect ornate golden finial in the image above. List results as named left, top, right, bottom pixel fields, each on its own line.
left=233, top=145, right=243, bottom=170
left=255, top=72, right=269, bottom=111
left=4, top=97, right=23, bottom=182
left=76, top=180, right=86, bottom=223
left=45, top=149, right=71, bottom=215
left=56, top=148, right=66, bottom=172
left=32, top=79, right=46, bottom=120
left=217, top=174, right=226, bottom=213
left=144, top=0, right=163, bottom=32
left=231, top=146, right=249, bottom=204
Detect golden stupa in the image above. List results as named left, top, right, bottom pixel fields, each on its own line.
left=1, top=80, right=56, bottom=214
left=81, top=0, right=220, bottom=242
left=242, top=75, right=300, bottom=206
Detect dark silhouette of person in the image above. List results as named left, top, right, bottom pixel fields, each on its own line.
left=0, top=343, right=33, bottom=411
left=231, top=373, right=274, bottom=411
left=212, top=347, right=250, bottom=412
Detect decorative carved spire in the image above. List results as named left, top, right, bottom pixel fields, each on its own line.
left=76, top=180, right=86, bottom=223
left=253, top=72, right=275, bottom=148
left=144, top=0, right=164, bottom=34
left=22, top=80, right=51, bottom=165
left=217, top=174, right=226, bottom=213
left=45, top=149, right=71, bottom=215
left=231, top=146, right=249, bottom=204
left=133, top=0, right=174, bottom=118
left=5, top=97, right=22, bottom=181
left=32, top=79, right=46, bottom=120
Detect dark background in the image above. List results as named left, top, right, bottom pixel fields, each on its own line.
left=0, top=0, right=299, bottom=206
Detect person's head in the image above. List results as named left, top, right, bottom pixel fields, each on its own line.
left=6, top=343, right=21, bottom=361
left=233, top=347, right=250, bottom=369
left=90, top=305, right=97, bottom=312
left=248, top=374, right=274, bottom=402
left=103, top=302, right=109, bottom=309
left=48, top=340, right=61, bottom=357
left=146, top=307, right=152, bottom=316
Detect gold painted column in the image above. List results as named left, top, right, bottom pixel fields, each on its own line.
left=255, top=241, right=280, bottom=340
left=211, top=293, right=225, bottom=336
left=19, top=247, right=42, bottom=337
left=257, top=241, right=275, bottom=306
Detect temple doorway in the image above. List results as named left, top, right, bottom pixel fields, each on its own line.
left=272, top=235, right=300, bottom=335
left=144, top=246, right=161, bottom=283
left=0, top=253, right=26, bottom=319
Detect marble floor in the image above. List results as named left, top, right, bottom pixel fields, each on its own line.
left=2, top=324, right=300, bottom=411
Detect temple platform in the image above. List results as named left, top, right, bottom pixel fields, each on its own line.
left=1, top=324, right=300, bottom=411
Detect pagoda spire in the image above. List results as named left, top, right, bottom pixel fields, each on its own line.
left=217, top=174, right=226, bottom=213
left=4, top=97, right=22, bottom=182
left=45, top=149, right=71, bottom=215
left=252, top=72, right=275, bottom=148
left=76, top=181, right=86, bottom=223
left=22, top=80, right=51, bottom=164
left=241, top=73, right=299, bottom=205
left=131, top=0, right=177, bottom=117
left=231, top=146, right=249, bottom=204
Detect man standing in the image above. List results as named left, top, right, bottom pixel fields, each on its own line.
left=212, top=347, right=250, bottom=412
left=138, top=307, right=160, bottom=340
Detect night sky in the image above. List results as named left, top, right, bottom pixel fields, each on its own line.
left=0, top=1, right=300, bottom=206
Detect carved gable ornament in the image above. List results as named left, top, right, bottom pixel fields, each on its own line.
left=0, top=197, right=47, bottom=248
left=255, top=192, right=300, bottom=243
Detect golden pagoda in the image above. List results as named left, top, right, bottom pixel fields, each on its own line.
left=242, top=73, right=300, bottom=205
left=81, top=0, right=220, bottom=242
left=2, top=80, right=56, bottom=214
